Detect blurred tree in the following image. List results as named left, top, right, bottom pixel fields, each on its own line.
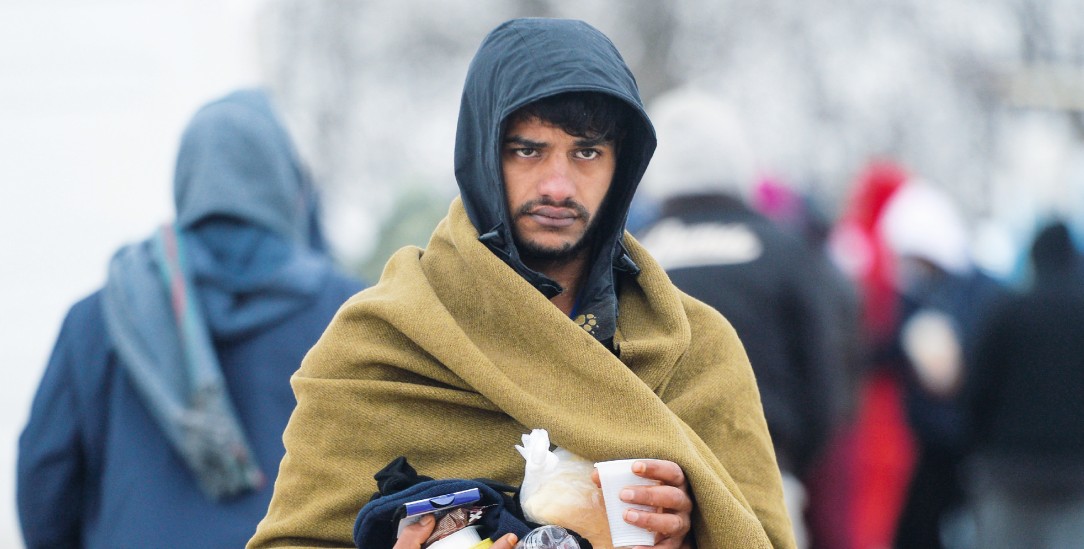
left=252, top=0, right=1084, bottom=265
left=355, top=184, right=454, bottom=282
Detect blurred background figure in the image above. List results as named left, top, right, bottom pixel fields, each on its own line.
left=753, top=177, right=811, bottom=236
left=752, top=176, right=865, bottom=424
left=752, top=176, right=867, bottom=549
left=822, top=160, right=913, bottom=549
left=964, top=219, right=1084, bottom=549
left=16, top=89, right=364, bottom=549
left=637, top=86, right=849, bottom=549
left=878, top=180, right=1006, bottom=549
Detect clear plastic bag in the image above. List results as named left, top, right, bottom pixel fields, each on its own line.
left=515, top=525, right=581, bottom=549
left=515, top=429, right=612, bottom=549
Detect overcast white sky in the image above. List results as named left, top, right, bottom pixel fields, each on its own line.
left=0, top=1, right=266, bottom=544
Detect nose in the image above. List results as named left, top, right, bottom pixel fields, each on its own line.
left=537, top=155, right=575, bottom=201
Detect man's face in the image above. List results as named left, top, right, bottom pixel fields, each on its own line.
left=501, top=116, right=616, bottom=263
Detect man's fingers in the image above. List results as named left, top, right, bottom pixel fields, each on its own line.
left=632, top=459, right=687, bottom=489
left=394, top=520, right=517, bottom=549
left=391, top=515, right=435, bottom=549
left=620, top=484, right=693, bottom=513
left=623, top=506, right=691, bottom=539
left=490, top=532, right=519, bottom=549
left=612, top=459, right=692, bottom=549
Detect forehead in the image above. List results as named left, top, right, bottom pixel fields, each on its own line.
left=504, top=116, right=558, bottom=136
left=503, top=117, right=612, bottom=146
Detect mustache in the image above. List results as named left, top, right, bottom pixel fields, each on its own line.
left=515, top=197, right=590, bottom=219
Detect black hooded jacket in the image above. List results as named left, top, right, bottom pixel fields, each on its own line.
left=453, top=18, right=657, bottom=344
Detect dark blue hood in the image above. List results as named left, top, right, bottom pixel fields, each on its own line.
left=174, top=89, right=324, bottom=250
left=454, top=18, right=657, bottom=343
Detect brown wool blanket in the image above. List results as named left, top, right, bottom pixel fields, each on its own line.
left=248, top=198, right=795, bottom=549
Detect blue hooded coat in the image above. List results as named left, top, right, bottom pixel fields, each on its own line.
left=17, top=89, right=363, bottom=549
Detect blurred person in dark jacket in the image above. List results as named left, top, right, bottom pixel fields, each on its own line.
left=964, top=219, right=1084, bottom=549
left=878, top=180, right=1004, bottom=549
left=753, top=177, right=865, bottom=423
left=16, top=89, right=364, bottom=549
left=754, top=177, right=867, bottom=549
left=637, top=86, right=848, bottom=549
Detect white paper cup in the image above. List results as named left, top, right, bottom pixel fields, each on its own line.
left=595, top=459, right=659, bottom=547
left=427, top=525, right=482, bottom=549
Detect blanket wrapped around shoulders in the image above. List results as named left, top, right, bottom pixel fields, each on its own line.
left=248, top=198, right=795, bottom=549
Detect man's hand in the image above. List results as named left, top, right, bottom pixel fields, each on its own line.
left=592, top=459, right=694, bottom=549
left=392, top=514, right=519, bottom=549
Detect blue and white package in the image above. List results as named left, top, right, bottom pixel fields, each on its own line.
left=396, top=487, right=483, bottom=537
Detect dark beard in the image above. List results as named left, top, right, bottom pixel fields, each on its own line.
left=515, top=231, right=589, bottom=263
left=512, top=197, right=598, bottom=265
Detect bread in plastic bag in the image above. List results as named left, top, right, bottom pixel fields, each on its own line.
left=515, top=429, right=612, bottom=549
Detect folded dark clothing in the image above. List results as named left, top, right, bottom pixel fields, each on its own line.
left=354, top=456, right=593, bottom=548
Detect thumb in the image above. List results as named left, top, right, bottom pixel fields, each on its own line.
left=393, top=515, right=436, bottom=549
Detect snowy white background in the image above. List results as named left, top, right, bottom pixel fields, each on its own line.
left=0, top=1, right=266, bottom=544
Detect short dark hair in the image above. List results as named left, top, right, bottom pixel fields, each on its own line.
left=503, top=91, right=632, bottom=145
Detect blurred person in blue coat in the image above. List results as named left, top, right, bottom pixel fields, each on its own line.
left=16, top=89, right=364, bottom=549
left=964, top=219, right=1084, bottom=549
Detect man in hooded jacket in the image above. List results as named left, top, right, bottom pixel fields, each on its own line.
left=17, top=89, right=364, bottom=549
left=248, top=18, right=793, bottom=549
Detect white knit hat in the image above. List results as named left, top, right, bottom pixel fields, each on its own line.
left=640, top=86, right=756, bottom=200
left=879, top=179, right=971, bottom=275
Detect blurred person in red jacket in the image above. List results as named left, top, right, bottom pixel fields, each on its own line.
left=810, top=160, right=916, bottom=549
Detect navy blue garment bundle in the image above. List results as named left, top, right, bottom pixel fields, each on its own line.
left=17, top=89, right=364, bottom=549
left=355, top=480, right=529, bottom=548
left=353, top=457, right=593, bottom=549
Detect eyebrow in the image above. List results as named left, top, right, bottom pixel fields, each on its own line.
left=503, top=135, right=546, bottom=148
left=502, top=135, right=613, bottom=148
left=573, top=135, right=612, bottom=148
